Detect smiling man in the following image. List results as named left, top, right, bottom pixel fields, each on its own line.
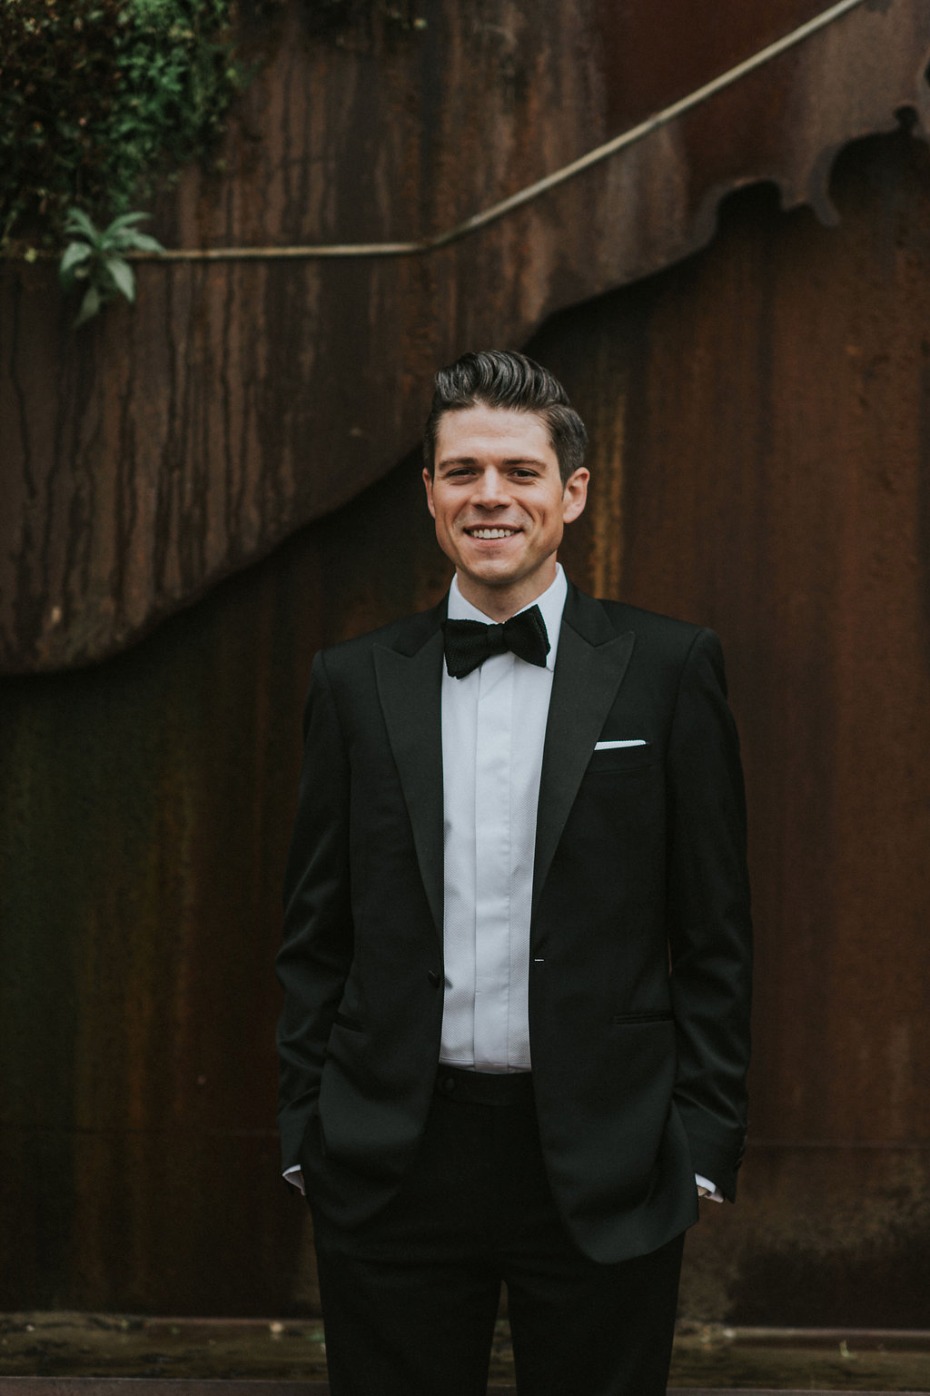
left=276, top=350, right=752, bottom=1396
left=423, top=399, right=588, bottom=617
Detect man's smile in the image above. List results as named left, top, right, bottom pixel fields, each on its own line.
left=464, top=526, right=521, bottom=540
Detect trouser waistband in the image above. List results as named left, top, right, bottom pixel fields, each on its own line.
left=434, top=1064, right=535, bottom=1104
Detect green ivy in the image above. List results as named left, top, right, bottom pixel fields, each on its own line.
left=0, top=0, right=243, bottom=248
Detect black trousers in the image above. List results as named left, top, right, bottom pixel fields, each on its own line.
left=308, top=1068, right=685, bottom=1396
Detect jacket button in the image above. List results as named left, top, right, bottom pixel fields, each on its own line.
left=427, top=970, right=441, bottom=988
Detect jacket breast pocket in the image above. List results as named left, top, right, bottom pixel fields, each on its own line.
left=586, top=742, right=654, bottom=774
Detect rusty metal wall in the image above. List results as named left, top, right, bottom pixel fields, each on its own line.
left=537, top=130, right=930, bottom=1325
left=2, top=0, right=928, bottom=672
left=2, top=128, right=930, bottom=1320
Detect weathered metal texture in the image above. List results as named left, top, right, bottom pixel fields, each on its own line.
left=1, top=128, right=928, bottom=1317
left=0, top=454, right=442, bottom=1314
left=544, top=130, right=930, bottom=1326
left=2, top=0, right=930, bottom=671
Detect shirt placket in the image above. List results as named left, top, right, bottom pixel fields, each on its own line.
left=472, top=654, right=513, bottom=1070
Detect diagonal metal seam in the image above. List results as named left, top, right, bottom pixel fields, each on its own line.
left=4, top=0, right=879, bottom=265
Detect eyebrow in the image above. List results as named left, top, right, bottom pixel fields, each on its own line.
left=436, top=455, right=547, bottom=470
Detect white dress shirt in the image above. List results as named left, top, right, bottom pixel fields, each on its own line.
left=439, top=567, right=566, bottom=1071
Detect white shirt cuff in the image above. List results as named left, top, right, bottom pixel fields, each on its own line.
left=695, top=1172, right=723, bottom=1203
left=283, top=1165, right=305, bottom=1195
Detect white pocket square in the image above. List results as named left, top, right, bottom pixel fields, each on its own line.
left=594, top=739, right=647, bottom=750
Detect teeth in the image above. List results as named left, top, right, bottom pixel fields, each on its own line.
left=469, top=528, right=517, bottom=539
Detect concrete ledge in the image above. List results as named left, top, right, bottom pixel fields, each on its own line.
left=0, top=1384, right=327, bottom=1395
left=0, top=1384, right=323, bottom=1395
left=0, top=1382, right=926, bottom=1396
left=2, top=1316, right=927, bottom=1392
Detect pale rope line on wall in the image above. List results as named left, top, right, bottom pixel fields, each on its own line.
left=19, top=0, right=872, bottom=263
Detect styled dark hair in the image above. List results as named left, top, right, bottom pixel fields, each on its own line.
left=423, top=350, right=587, bottom=484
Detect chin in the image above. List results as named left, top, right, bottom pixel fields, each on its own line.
left=465, top=565, right=518, bottom=588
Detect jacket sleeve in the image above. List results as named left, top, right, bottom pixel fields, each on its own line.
left=275, top=650, right=353, bottom=1171
left=666, top=627, right=752, bottom=1200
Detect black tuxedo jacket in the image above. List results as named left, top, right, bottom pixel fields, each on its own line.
left=276, top=584, right=752, bottom=1264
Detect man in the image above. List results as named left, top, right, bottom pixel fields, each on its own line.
left=276, top=350, right=752, bottom=1396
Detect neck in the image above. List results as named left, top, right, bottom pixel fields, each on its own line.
left=455, top=561, right=559, bottom=622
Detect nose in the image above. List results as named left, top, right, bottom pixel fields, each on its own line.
left=473, top=467, right=509, bottom=506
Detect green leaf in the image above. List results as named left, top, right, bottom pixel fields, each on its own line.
left=122, top=231, right=164, bottom=253
left=107, top=256, right=135, bottom=302
left=59, top=240, right=93, bottom=286
left=63, top=206, right=100, bottom=244
left=74, top=283, right=102, bottom=328
left=105, top=210, right=150, bottom=234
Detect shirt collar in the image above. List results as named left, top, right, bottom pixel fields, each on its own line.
left=447, top=565, right=567, bottom=671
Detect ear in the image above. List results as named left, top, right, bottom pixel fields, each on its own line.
left=422, top=467, right=437, bottom=519
left=561, top=467, right=589, bottom=524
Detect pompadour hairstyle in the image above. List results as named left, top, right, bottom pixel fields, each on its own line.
left=423, top=349, right=587, bottom=484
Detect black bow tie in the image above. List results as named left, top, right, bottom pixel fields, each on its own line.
left=443, top=605, right=550, bottom=679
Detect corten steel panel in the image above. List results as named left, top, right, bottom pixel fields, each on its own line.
left=0, top=463, right=446, bottom=1315
left=1, top=130, right=929, bottom=1318
left=543, top=136, right=930, bottom=1325
left=1, top=0, right=930, bottom=670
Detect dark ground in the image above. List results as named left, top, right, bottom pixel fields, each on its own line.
left=0, top=1315, right=928, bottom=1390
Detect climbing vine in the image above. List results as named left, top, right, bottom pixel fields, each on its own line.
left=0, top=0, right=243, bottom=248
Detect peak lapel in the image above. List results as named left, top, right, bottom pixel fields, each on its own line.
left=533, top=593, right=635, bottom=918
left=374, top=622, right=445, bottom=940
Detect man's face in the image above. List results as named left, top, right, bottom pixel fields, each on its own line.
left=423, top=404, right=589, bottom=619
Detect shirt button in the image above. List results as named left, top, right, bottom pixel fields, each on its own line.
left=440, top=1075, right=456, bottom=1095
